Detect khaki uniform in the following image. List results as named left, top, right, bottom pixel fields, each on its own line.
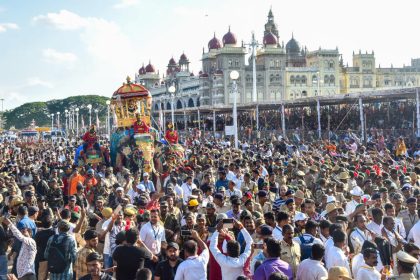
left=241, top=180, right=258, bottom=193
left=215, top=202, right=231, bottom=214
left=279, top=240, right=301, bottom=278
left=397, top=209, right=419, bottom=235
left=389, top=273, right=417, bottom=280
left=255, top=201, right=271, bottom=214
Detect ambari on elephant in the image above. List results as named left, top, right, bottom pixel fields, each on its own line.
left=109, top=77, right=156, bottom=173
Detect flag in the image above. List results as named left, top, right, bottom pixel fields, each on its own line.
left=81, top=116, right=85, bottom=130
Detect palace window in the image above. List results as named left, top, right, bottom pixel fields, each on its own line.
left=329, top=75, right=335, bottom=85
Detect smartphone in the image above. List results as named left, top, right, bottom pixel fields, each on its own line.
left=254, top=243, right=264, bottom=249
left=114, top=204, right=123, bottom=215
left=222, top=218, right=234, bottom=229
left=181, top=230, right=192, bottom=237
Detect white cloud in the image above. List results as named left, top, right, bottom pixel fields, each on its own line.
left=27, top=77, right=54, bottom=88
left=0, top=23, right=19, bottom=33
left=33, top=10, right=88, bottom=30
left=42, top=48, right=78, bottom=66
left=113, top=0, right=139, bottom=9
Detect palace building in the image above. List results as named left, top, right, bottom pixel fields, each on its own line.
left=134, top=9, right=420, bottom=113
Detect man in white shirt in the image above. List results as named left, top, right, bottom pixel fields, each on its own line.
left=367, top=208, right=384, bottom=237
left=355, top=248, right=382, bottom=280
left=408, top=210, right=420, bottom=248
left=225, top=181, right=242, bottom=199
left=209, top=220, right=252, bottom=280
left=325, top=229, right=351, bottom=275
left=273, top=211, right=289, bottom=241
left=174, top=230, right=209, bottom=280
left=345, top=186, right=363, bottom=216
left=296, top=243, right=328, bottom=280
left=350, top=214, right=375, bottom=255
left=139, top=209, right=166, bottom=256
left=351, top=240, right=383, bottom=277
left=181, top=176, right=197, bottom=203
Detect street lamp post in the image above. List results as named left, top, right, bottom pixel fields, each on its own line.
left=87, top=104, right=92, bottom=126
left=75, top=108, right=79, bottom=136
left=230, top=70, right=239, bottom=149
left=168, top=85, right=176, bottom=125
left=106, top=100, right=111, bottom=138
left=50, top=113, right=54, bottom=131
left=56, top=112, right=60, bottom=130
left=65, top=110, right=68, bottom=134
left=94, top=109, right=99, bottom=131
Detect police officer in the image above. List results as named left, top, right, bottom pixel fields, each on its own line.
left=390, top=251, right=419, bottom=280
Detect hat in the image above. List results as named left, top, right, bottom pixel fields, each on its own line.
left=257, top=190, right=268, bottom=197
left=136, top=184, right=146, bottom=192
left=84, top=229, right=98, bottom=240
left=188, top=199, right=199, bottom=207
left=406, top=197, right=417, bottom=204
left=97, top=196, right=105, bottom=202
left=143, top=172, right=149, bottom=177
left=296, top=170, right=305, bottom=177
left=327, top=266, right=352, bottom=280
left=285, top=189, right=295, bottom=196
left=87, top=169, right=95, bottom=175
left=295, top=190, right=305, bottom=200
left=218, top=187, right=226, bottom=192
left=116, top=187, right=124, bottom=192
left=160, top=201, right=168, bottom=207
left=294, top=212, right=308, bottom=222
left=285, top=198, right=294, bottom=205
left=401, top=184, right=412, bottom=191
left=101, top=207, right=113, bottom=219
left=396, top=250, right=418, bottom=264
left=326, top=196, right=337, bottom=204
left=338, top=171, right=350, bottom=180
left=372, top=193, right=381, bottom=200
left=214, top=193, right=224, bottom=200
left=28, top=206, right=39, bottom=216
left=350, top=186, right=364, bottom=197
left=216, top=213, right=228, bottom=222
left=393, top=193, right=404, bottom=201
left=167, top=242, right=180, bottom=250
left=326, top=203, right=338, bottom=214
left=259, top=225, right=273, bottom=236
left=206, top=202, right=216, bottom=209
left=86, top=252, right=102, bottom=263
left=310, top=166, right=319, bottom=172
left=10, top=198, right=24, bottom=207
left=69, top=195, right=76, bottom=201
left=24, top=190, right=34, bottom=197
left=379, top=187, right=388, bottom=193
left=124, top=207, right=136, bottom=216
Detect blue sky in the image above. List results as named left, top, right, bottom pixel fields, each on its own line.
left=1, top=0, right=420, bottom=109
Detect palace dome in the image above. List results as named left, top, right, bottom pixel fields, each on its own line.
left=222, top=27, right=237, bottom=46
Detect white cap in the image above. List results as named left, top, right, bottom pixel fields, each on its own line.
left=116, top=187, right=124, bottom=192
left=326, top=196, right=336, bottom=204
left=136, top=184, right=146, bottom=192
left=294, top=212, right=309, bottom=222
left=143, top=172, right=149, bottom=177
left=350, top=186, right=364, bottom=197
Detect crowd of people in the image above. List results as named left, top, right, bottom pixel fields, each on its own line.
left=0, top=127, right=420, bottom=280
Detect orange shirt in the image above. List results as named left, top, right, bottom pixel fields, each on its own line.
left=68, top=174, right=85, bottom=196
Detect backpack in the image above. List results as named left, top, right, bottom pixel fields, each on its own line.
left=47, top=235, right=68, bottom=273
left=299, top=235, right=315, bottom=260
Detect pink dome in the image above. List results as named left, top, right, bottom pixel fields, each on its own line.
left=264, top=32, right=277, bottom=46
left=145, top=62, right=155, bottom=73
left=222, top=27, right=237, bottom=46
left=168, top=57, right=176, bottom=65
left=139, top=65, right=146, bottom=75
left=180, top=53, right=188, bottom=61
left=208, top=33, right=222, bottom=50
